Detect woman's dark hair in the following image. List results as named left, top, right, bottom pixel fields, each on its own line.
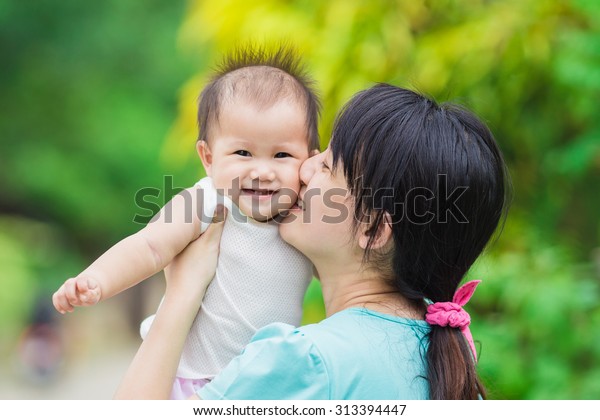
left=330, top=83, right=511, bottom=399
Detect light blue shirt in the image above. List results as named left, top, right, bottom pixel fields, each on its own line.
left=197, top=308, right=430, bottom=400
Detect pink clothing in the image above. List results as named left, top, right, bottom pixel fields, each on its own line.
left=170, top=377, right=210, bottom=400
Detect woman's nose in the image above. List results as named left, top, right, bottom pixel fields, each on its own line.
left=299, top=152, right=321, bottom=185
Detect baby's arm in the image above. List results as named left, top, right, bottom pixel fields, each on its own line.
left=53, top=186, right=204, bottom=314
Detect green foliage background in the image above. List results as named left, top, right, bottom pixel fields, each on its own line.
left=1, top=0, right=599, bottom=399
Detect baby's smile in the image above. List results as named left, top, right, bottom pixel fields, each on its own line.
left=240, top=188, right=278, bottom=198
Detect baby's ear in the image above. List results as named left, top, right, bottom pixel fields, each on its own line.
left=197, top=140, right=213, bottom=175
left=309, top=149, right=320, bottom=157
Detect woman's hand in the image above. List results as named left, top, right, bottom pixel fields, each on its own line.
left=114, top=206, right=226, bottom=400
left=163, top=204, right=227, bottom=307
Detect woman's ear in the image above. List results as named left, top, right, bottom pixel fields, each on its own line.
left=196, top=140, right=213, bottom=176
left=358, top=212, right=393, bottom=251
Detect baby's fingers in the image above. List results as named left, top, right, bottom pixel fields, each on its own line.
left=77, top=277, right=101, bottom=305
left=53, top=284, right=74, bottom=314
left=64, top=277, right=83, bottom=306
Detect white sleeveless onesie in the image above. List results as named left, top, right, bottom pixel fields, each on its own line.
left=140, top=177, right=313, bottom=380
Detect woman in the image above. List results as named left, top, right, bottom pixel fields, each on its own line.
left=115, top=83, right=509, bottom=400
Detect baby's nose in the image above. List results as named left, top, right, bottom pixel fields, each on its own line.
left=250, top=164, right=276, bottom=181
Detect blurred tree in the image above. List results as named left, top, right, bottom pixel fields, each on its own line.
left=0, top=0, right=198, bottom=253
left=0, top=0, right=197, bottom=337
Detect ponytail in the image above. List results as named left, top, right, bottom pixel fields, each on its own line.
left=427, top=327, right=486, bottom=399
left=424, top=280, right=485, bottom=399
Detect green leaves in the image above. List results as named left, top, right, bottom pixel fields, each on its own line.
left=0, top=0, right=197, bottom=337
left=470, top=231, right=600, bottom=398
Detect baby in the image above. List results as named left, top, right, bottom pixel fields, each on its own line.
left=52, top=46, right=320, bottom=399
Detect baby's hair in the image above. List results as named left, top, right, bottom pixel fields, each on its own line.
left=197, top=44, right=321, bottom=150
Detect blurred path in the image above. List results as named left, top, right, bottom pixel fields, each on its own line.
left=0, top=342, right=135, bottom=399
left=0, top=281, right=162, bottom=400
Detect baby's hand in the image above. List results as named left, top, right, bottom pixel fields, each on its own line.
left=52, top=275, right=102, bottom=314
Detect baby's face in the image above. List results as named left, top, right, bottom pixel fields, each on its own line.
left=198, top=98, right=311, bottom=222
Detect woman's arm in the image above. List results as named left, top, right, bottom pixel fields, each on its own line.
left=114, top=206, right=226, bottom=399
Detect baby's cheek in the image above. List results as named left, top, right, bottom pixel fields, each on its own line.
left=294, top=161, right=305, bottom=182
left=282, top=167, right=302, bottom=190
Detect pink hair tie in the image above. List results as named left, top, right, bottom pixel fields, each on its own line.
left=425, top=279, right=481, bottom=361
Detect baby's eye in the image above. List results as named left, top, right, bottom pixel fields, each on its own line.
left=274, top=152, right=292, bottom=158
left=234, top=150, right=251, bottom=157
left=321, top=161, right=330, bottom=171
